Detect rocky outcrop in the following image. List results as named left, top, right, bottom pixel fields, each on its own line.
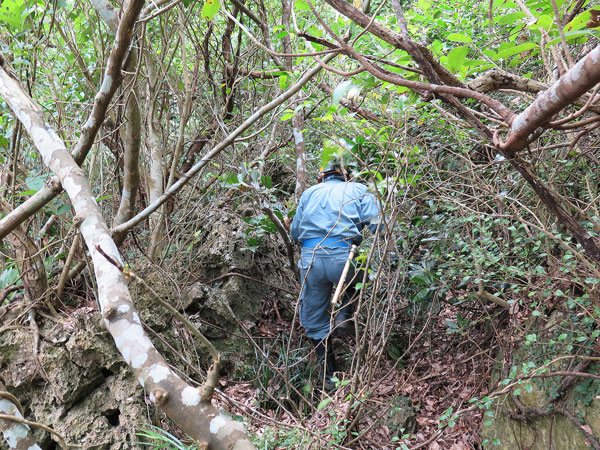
left=0, top=308, right=145, bottom=449
left=0, top=202, right=292, bottom=449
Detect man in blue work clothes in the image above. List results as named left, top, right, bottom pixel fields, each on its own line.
left=285, top=159, right=382, bottom=392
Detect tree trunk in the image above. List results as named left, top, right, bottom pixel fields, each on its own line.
left=0, top=61, right=256, bottom=450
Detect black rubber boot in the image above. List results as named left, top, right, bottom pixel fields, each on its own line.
left=333, top=296, right=354, bottom=337
left=311, top=338, right=337, bottom=392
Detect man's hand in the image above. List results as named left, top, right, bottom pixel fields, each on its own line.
left=283, top=217, right=292, bottom=230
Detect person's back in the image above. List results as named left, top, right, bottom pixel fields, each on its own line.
left=286, top=159, right=383, bottom=392
left=291, top=178, right=380, bottom=246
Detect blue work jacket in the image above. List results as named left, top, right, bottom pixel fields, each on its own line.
left=290, top=178, right=382, bottom=246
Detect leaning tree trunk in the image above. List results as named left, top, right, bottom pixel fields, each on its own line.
left=112, top=47, right=142, bottom=246
left=0, top=0, right=256, bottom=446
left=0, top=57, right=256, bottom=450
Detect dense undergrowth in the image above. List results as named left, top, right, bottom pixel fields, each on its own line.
left=1, top=0, right=599, bottom=448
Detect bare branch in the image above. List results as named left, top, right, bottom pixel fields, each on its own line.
left=112, top=54, right=336, bottom=235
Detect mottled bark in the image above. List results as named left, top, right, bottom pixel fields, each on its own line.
left=0, top=0, right=145, bottom=241
left=90, top=0, right=119, bottom=31
left=498, top=45, right=600, bottom=152
left=93, top=0, right=143, bottom=247
left=113, top=49, right=142, bottom=246
left=0, top=64, right=255, bottom=450
left=225, top=64, right=284, bottom=79
left=181, top=121, right=218, bottom=174
left=469, top=69, right=549, bottom=93
left=144, top=55, right=166, bottom=249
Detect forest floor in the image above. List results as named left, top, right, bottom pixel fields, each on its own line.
left=216, top=296, right=499, bottom=449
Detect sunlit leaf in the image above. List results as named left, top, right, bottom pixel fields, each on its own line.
left=332, top=79, right=354, bottom=105
left=497, top=12, right=526, bottom=25
left=0, top=0, right=26, bottom=30
left=564, top=10, right=591, bottom=32
left=201, top=0, right=220, bottom=20
left=280, top=110, right=294, bottom=121
left=493, top=42, right=537, bottom=61
left=527, top=14, right=552, bottom=31
left=447, top=46, right=468, bottom=72
left=295, top=0, right=310, bottom=12
left=447, top=33, right=472, bottom=43
left=546, top=29, right=592, bottom=46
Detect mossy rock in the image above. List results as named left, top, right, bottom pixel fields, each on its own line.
left=482, top=393, right=598, bottom=449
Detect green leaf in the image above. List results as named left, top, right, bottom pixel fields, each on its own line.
left=493, top=43, right=538, bottom=61
left=56, top=204, right=71, bottom=215
left=0, top=265, right=19, bottom=289
left=0, top=0, right=25, bottom=30
left=13, top=189, right=37, bottom=197
left=320, top=138, right=345, bottom=167
left=26, top=175, right=46, bottom=192
left=546, top=29, right=592, bottom=47
left=527, top=14, right=552, bottom=31
left=447, top=46, right=468, bottom=72
left=201, top=0, right=220, bottom=20
left=482, top=49, right=497, bottom=59
left=447, top=33, right=472, bottom=43
left=279, top=74, right=289, bottom=91
left=295, top=0, right=310, bottom=11
left=280, top=110, right=295, bottom=121
left=317, top=397, right=332, bottom=410
left=564, top=10, right=591, bottom=32
left=497, top=12, right=526, bottom=25
left=416, top=0, right=430, bottom=10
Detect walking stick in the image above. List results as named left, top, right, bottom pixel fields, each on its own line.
left=331, top=244, right=358, bottom=307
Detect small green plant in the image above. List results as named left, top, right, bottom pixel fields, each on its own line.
left=251, top=426, right=309, bottom=449
left=324, top=410, right=348, bottom=445
left=438, top=406, right=459, bottom=429
left=134, top=424, right=196, bottom=449
left=391, top=427, right=412, bottom=449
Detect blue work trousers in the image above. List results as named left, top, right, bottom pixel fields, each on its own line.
left=298, top=246, right=356, bottom=340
